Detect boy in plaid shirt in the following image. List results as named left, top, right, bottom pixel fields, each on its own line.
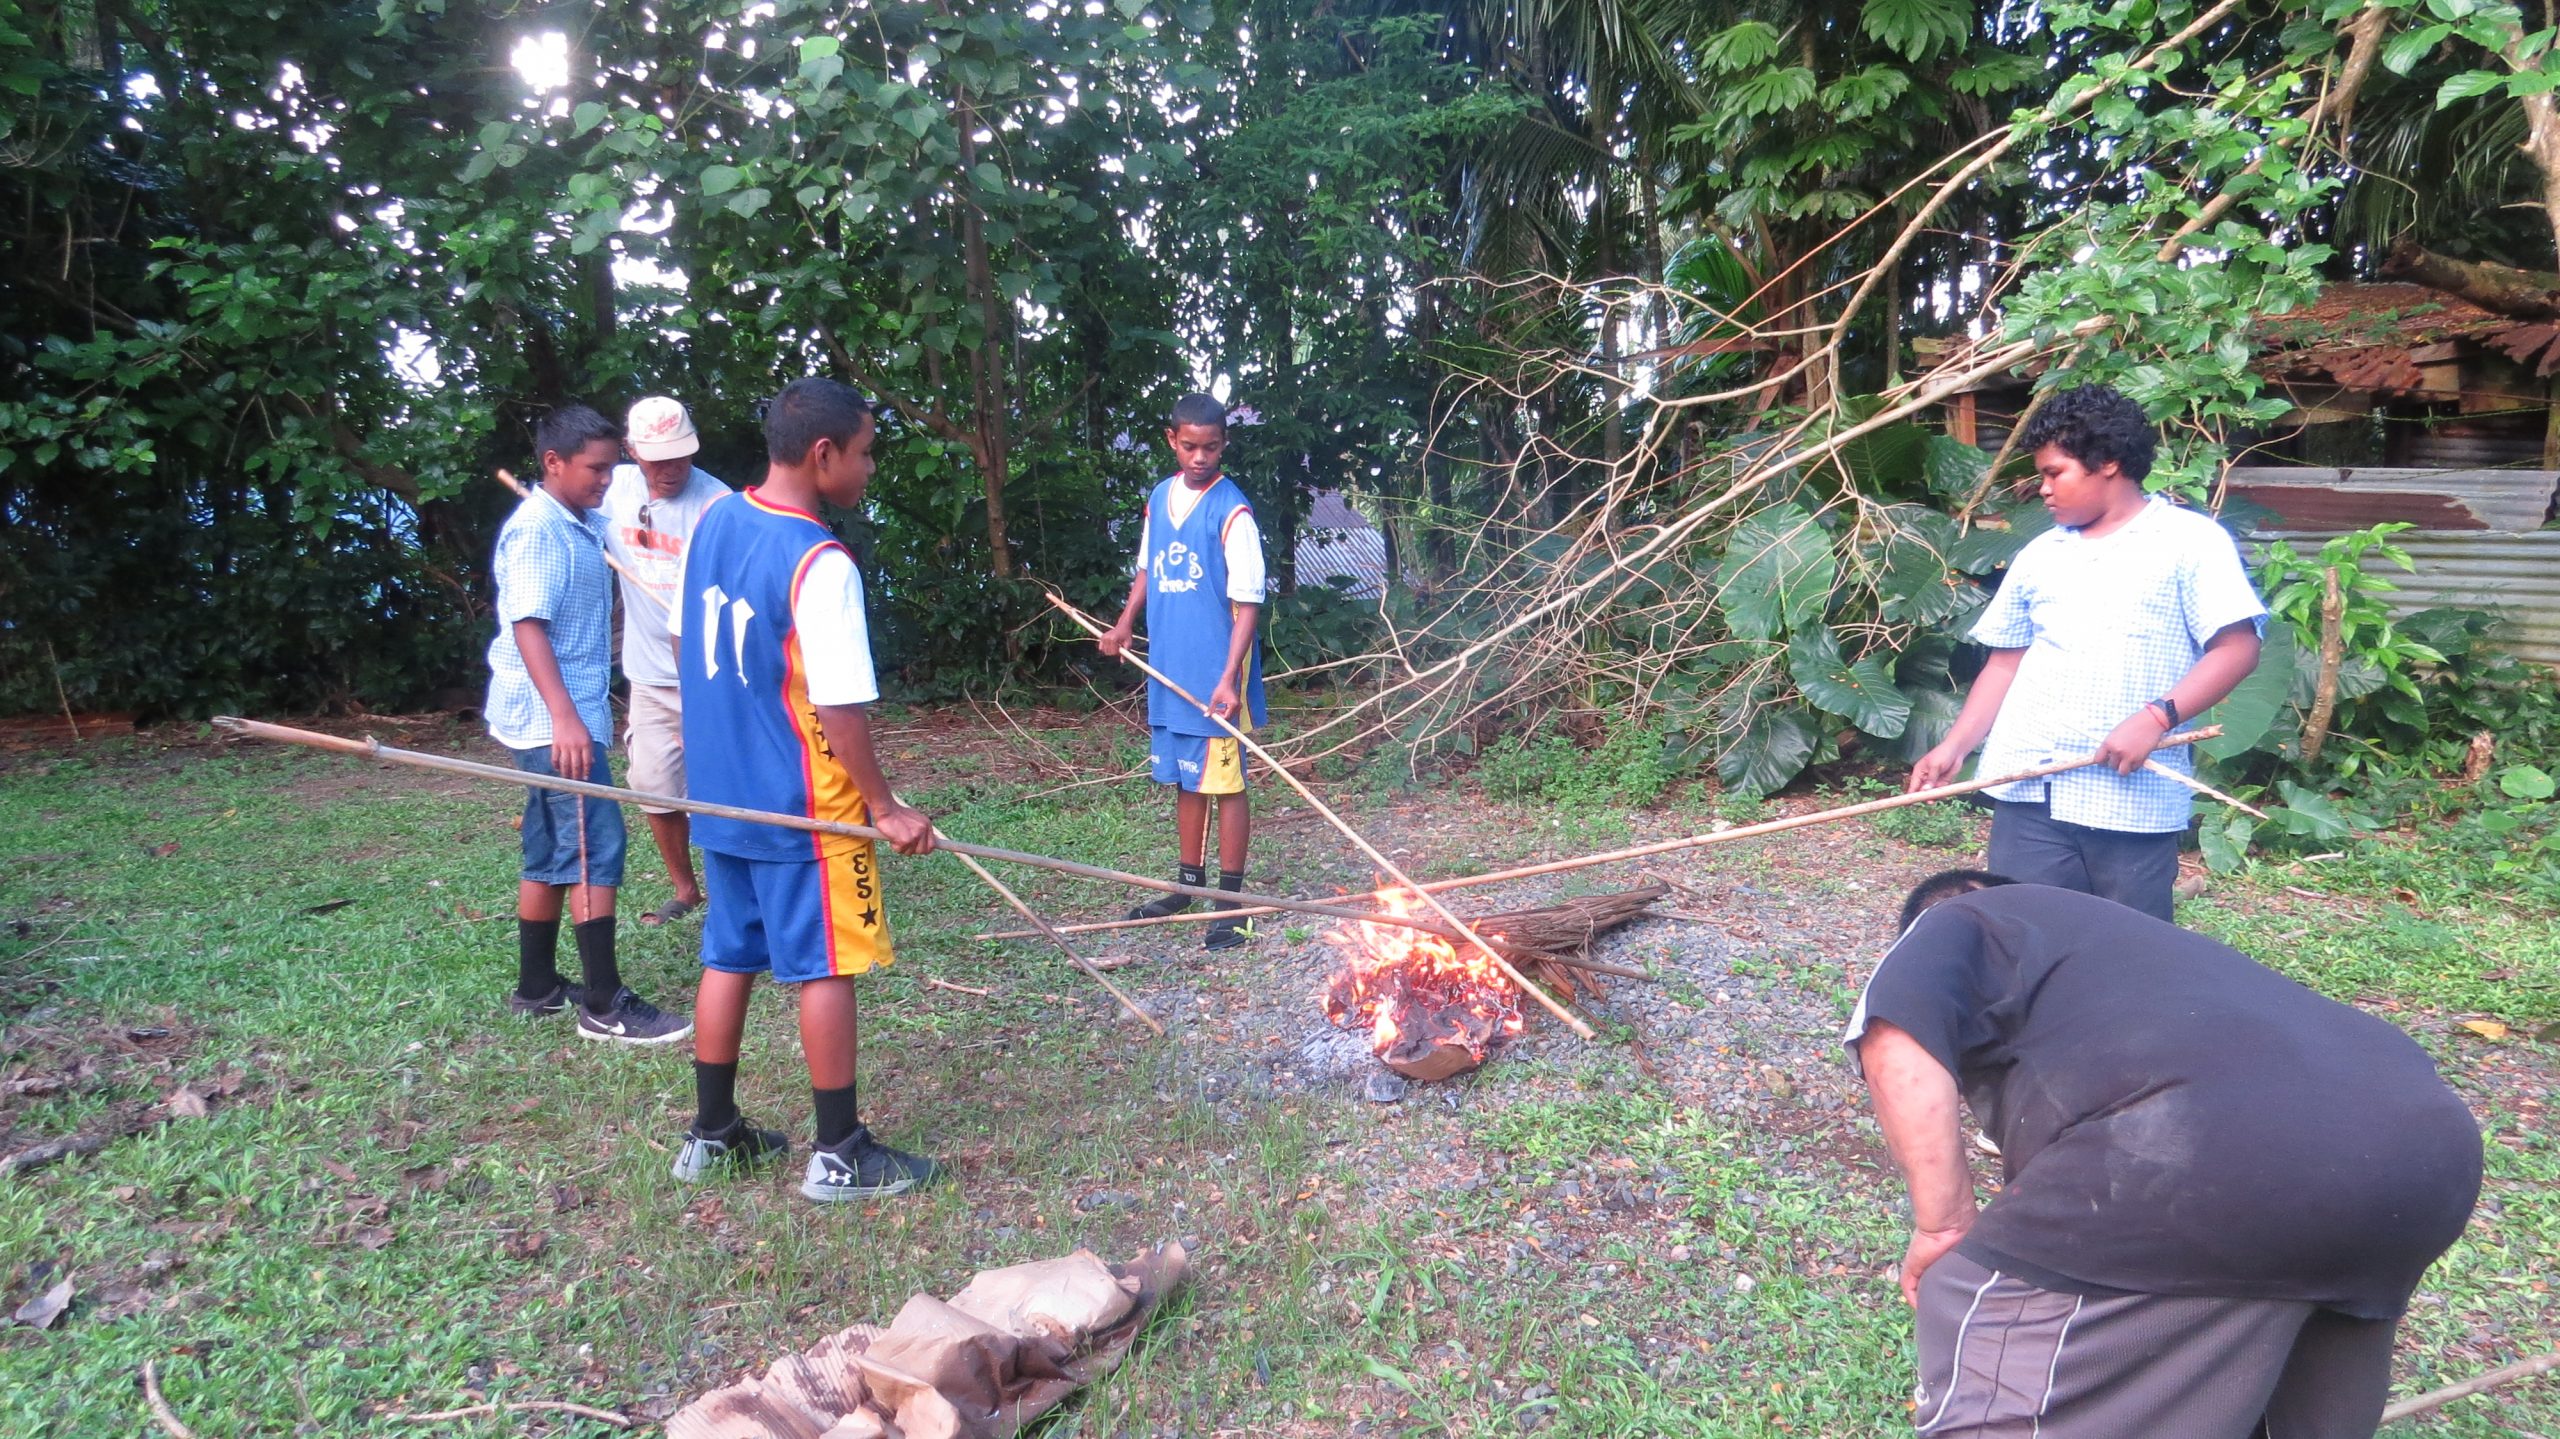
left=487, top=403, right=691, bottom=1044
left=1908, top=384, right=2266, bottom=921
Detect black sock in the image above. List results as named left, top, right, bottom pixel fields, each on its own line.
left=694, top=1061, right=739, bottom=1135
left=1128, top=862, right=1207, bottom=921
left=813, top=1083, right=861, bottom=1151
left=574, top=917, right=622, bottom=1011
left=1214, top=869, right=1245, bottom=911
left=517, top=919, right=562, bottom=999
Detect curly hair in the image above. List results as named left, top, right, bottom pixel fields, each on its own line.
left=2018, top=383, right=2156, bottom=482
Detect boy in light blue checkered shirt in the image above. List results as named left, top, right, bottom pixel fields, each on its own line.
left=486, top=404, right=690, bottom=1045
left=1909, top=385, right=2266, bottom=921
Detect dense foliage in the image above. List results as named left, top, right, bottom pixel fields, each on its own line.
left=6, top=0, right=2557, bottom=863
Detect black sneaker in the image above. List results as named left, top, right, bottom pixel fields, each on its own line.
left=1125, top=864, right=1206, bottom=921
left=671, top=1116, right=789, bottom=1182
left=1204, top=914, right=1254, bottom=950
left=575, top=987, right=694, bottom=1046
left=507, top=981, right=586, bottom=1018
left=801, top=1125, right=941, bottom=1201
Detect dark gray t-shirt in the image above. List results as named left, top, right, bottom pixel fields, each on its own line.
left=1848, top=885, right=2481, bottom=1319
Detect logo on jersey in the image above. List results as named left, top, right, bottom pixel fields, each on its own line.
left=1153, top=540, right=1205, bottom=594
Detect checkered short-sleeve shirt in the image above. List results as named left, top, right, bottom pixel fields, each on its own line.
left=483, top=486, right=616, bottom=750
left=1971, top=498, right=2267, bottom=833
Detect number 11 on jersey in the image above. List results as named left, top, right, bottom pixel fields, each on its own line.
left=698, top=585, right=757, bottom=683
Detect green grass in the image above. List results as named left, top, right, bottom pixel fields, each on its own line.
left=0, top=729, right=2553, bottom=1436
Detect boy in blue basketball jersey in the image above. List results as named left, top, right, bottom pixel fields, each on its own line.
left=1099, top=392, right=1268, bottom=950
left=666, top=378, right=942, bottom=1201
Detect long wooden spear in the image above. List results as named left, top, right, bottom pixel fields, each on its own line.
left=973, top=727, right=2224, bottom=943
left=1045, top=591, right=1597, bottom=1040
left=208, top=717, right=1550, bottom=964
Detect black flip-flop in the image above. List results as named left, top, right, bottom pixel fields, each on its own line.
left=640, top=896, right=702, bottom=927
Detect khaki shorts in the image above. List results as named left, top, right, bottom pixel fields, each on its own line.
left=625, top=683, right=685, bottom=813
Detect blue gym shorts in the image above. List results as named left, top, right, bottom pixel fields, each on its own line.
left=509, top=745, right=626, bottom=888
left=700, top=844, right=896, bottom=983
left=1149, top=726, right=1248, bottom=795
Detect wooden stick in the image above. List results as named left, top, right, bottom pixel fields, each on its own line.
left=492, top=468, right=662, bottom=608
left=946, top=849, right=1163, bottom=1035
left=142, top=1360, right=198, bottom=1439
left=383, top=1399, right=635, bottom=1427
left=973, top=729, right=2223, bottom=942
left=925, top=977, right=993, bottom=997
left=1046, top=591, right=1595, bottom=1040
left=208, top=718, right=1512, bottom=951
left=2381, top=1347, right=2560, bottom=1425
left=2142, top=758, right=2268, bottom=819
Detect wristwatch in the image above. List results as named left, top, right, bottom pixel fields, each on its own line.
left=2148, top=697, right=2180, bottom=728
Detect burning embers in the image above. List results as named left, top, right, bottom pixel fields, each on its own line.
left=1322, top=888, right=1526, bottom=1080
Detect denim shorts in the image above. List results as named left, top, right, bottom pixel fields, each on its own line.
left=510, top=745, right=627, bottom=887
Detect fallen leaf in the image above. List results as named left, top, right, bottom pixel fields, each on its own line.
left=146, top=841, right=179, bottom=858
left=353, top=1227, right=394, bottom=1252
left=2, top=1075, right=64, bottom=1097
left=342, top=1195, right=388, bottom=1221
left=163, top=1086, right=210, bottom=1119
left=299, top=899, right=355, bottom=916
left=399, top=1165, right=447, bottom=1194
left=2461, top=1020, right=2510, bottom=1041
left=321, top=1159, right=360, bottom=1184
left=501, top=1231, right=548, bottom=1261
left=12, top=1279, right=71, bottom=1329
left=550, top=1183, right=587, bottom=1214
left=2480, top=969, right=2516, bottom=983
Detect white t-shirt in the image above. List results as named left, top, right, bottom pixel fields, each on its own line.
left=600, top=464, right=730, bottom=688
left=1135, top=477, right=1266, bottom=603
left=668, top=543, right=879, bottom=707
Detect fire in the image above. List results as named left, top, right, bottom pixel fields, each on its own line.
left=1322, top=887, right=1525, bottom=1076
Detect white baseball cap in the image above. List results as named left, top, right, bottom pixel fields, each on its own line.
left=626, top=396, right=701, bottom=461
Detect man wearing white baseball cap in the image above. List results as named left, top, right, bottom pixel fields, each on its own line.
left=602, top=397, right=732, bottom=925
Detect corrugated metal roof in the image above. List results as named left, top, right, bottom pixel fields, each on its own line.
left=2228, top=466, right=2558, bottom=531
left=2264, top=530, right=2560, bottom=670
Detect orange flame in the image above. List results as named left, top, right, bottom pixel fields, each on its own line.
left=1322, top=886, right=1524, bottom=1063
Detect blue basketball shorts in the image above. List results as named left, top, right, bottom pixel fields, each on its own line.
left=700, top=843, right=895, bottom=983
left=1149, top=726, right=1248, bottom=795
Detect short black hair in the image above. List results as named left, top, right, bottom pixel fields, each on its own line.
left=535, top=404, right=619, bottom=466
left=2019, top=383, right=2156, bottom=482
left=1168, top=392, right=1227, bottom=432
left=765, top=377, right=872, bottom=465
left=1897, top=869, right=2017, bottom=935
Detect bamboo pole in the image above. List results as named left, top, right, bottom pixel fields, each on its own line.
left=946, top=849, right=1161, bottom=1036
left=208, top=717, right=1540, bottom=952
left=1045, top=592, right=1596, bottom=1040
left=975, top=728, right=2223, bottom=942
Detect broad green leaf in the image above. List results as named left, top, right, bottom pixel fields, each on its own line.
left=571, top=101, right=606, bottom=136
left=1895, top=686, right=1964, bottom=762
left=1873, top=505, right=1968, bottom=624
left=2500, top=764, right=2558, bottom=801
left=1923, top=434, right=1987, bottom=500
left=2435, top=69, right=2509, bottom=107
left=1716, top=503, right=1836, bottom=642
left=2198, top=811, right=2256, bottom=873
left=1861, top=0, right=1970, bottom=60
left=1717, top=703, right=1821, bottom=797
left=2380, top=22, right=2452, bottom=76
left=2269, top=781, right=2365, bottom=841
left=1948, top=502, right=2052, bottom=575
left=1730, top=66, right=1817, bottom=118
left=2199, top=623, right=2299, bottom=761
left=727, top=187, right=770, bottom=217
left=701, top=164, right=744, bottom=197
left=1696, top=20, right=1781, bottom=72
left=800, top=35, right=840, bottom=61
left=1789, top=628, right=1912, bottom=739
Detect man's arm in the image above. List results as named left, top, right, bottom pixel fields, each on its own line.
left=813, top=702, right=935, bottom=855
left=2091, top=620, right=2262, bottom=773
left=1908, top=648, right=2024, bottom=791
left=1859, top=1020, right=1976, bottom=1306
left=513, top=619, right=593, bottom=781
left=1098, top=569, right=1148, bottom=658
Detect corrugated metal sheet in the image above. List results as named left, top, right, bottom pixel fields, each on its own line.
left=2227, top=466, right=2558, bottom=531
left=2262, top=530, right=2560, bottom=670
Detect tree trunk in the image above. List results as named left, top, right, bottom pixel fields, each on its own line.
left=956, top=105, right=1015, bottom=580
left=2378, top=239, right=2560, bottom=320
